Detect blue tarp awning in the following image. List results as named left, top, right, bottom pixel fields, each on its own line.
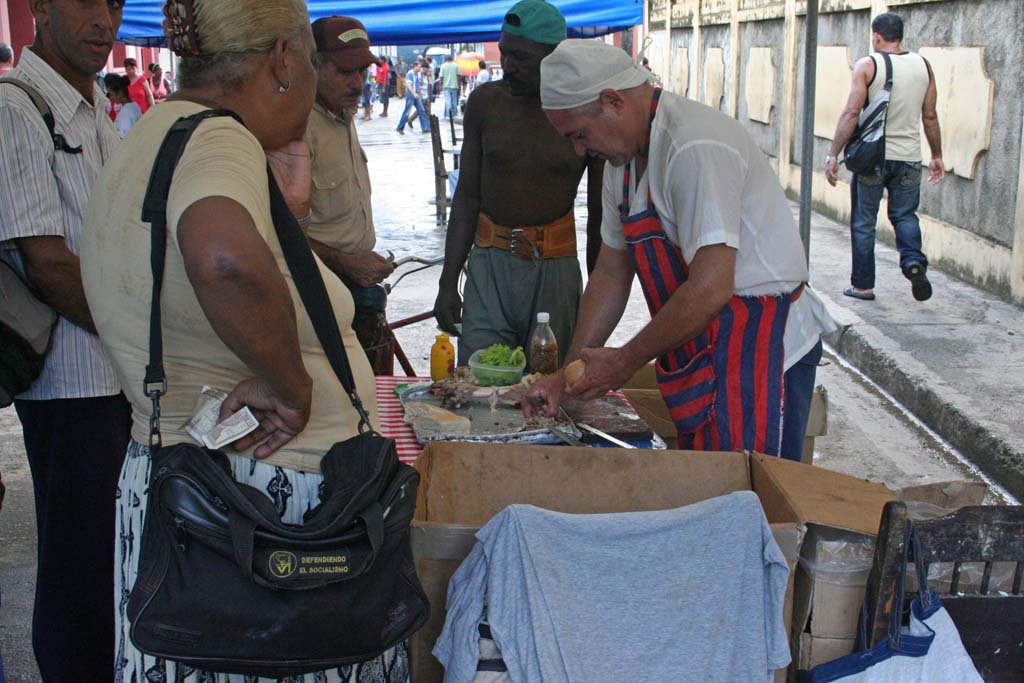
left=118, top=0, right=643, bottom=47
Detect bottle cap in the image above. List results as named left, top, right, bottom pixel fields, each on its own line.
left=436, top=333, right=449, bottom=342
left=536, top=312, right=550, bottom=323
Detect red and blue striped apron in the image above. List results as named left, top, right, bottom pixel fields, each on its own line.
left=622, top=89, right=803, bottom=455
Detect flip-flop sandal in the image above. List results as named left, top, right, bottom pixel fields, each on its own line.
left=843, top=287, right=876, bottom=301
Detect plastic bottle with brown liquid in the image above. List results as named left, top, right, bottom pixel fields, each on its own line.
left=529, top=312, right=558, bottom=375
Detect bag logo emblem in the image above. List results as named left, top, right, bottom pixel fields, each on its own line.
left=269, top=551, right=297, bottom=578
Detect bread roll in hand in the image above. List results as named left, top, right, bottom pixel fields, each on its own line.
left=564, top=359, right=586, bottom=388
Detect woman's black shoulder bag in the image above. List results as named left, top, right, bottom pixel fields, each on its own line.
left=126, top=109, right=429, bottom=675
left=842, top=51, right=893, bottom=175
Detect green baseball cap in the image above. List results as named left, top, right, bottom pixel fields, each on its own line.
left=501, top=0, right=567, bottom=46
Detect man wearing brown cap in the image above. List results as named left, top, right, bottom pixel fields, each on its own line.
left=307, top=16, right=396, bottom=373
left=433, top=0, right=603, bottom=365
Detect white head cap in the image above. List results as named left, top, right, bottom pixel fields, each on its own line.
left=540, top=39, right=656, bottom=111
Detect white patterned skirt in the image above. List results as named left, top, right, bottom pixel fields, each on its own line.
left=115, top=439, right=410, bottom=683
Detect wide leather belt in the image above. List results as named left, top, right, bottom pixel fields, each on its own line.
left=474, top=211, right=577, bottom=260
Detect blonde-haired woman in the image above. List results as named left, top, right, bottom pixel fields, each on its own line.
left=80, top=1, right=405, bottom=680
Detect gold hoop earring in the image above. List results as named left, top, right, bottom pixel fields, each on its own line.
left=278, top=80, right=291, bottom=93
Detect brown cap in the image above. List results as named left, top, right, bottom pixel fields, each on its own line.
left=311, top=16, right=375, bottom=70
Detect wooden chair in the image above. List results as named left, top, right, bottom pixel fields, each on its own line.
left=428, top=114, right=448, bottom=228
left=449, top=114, right=461, bottom=149
left=862, top=500, right=1024, bottom=681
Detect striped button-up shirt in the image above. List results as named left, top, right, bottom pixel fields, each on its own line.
left=0, top=48, right=121, bottom=400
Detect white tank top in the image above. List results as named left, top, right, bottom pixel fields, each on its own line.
left=866, top=51, right=930, bottom=162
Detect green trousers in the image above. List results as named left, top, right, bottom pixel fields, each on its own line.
left=458, top=246, right=582, bottom=365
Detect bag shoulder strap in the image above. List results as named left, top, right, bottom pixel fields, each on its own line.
left=880, top=51, right=894, bottom=93
left=142, top=109, right=371, bottom=448
left=0, top=77, right=83, bottom=155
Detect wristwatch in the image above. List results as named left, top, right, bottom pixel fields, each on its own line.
left=824, top=155, right=836, bottom=166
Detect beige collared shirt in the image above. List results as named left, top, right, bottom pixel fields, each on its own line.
left=305, top=102, right=375, bottom=252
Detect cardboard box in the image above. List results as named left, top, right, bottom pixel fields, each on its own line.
left=792, top=525, right=875, bottom=647
left=801, top=386, right=829, bottom=464
left=410, top=442, right=894, bottom=682
left=798, top=634, right=856, bottom=670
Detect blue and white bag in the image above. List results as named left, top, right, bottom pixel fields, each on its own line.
left=801, top=524, right=983, bottom=683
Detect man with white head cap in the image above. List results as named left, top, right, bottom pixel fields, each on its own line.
left=433, top=0, right=603, bottom=366
left=527, top=40, right=838, bottom=459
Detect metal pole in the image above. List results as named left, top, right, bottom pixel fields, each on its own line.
left=798, top=0, right=819, bottom=265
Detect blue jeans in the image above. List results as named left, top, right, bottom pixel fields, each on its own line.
left=779, top=339, right=823, bottom=462
left=443, top=88, right=459, bottom=119
left=396, top=93, right=429, bottom=132
left=850, top=160, right=928, bottom=289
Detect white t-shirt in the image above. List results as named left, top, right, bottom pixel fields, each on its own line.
left=477, top=69, right=491, bottom=85
left=601, top=91, right=837, bottom=369
left=114, top=101, right=142, bottom=138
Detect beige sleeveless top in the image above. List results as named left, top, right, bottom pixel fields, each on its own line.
left=866, top=51, right=930, bottom=162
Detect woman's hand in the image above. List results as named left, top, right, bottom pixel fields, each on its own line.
left=267, top=140, right=312, bottom=219
left=218, top=377, right=311, bottom=459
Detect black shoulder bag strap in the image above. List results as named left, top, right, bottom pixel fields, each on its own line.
left=0, top=77, right=83, bottom=154
left=141, top=109, right=372, bottom=449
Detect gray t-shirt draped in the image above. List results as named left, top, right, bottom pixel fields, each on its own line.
left=434, top=491, right=791, bottom=683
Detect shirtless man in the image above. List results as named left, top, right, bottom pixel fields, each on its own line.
left=433, top=0, right=603, bottom=365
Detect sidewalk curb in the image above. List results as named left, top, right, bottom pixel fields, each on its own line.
left=826, top=324, right=1024, bottom=501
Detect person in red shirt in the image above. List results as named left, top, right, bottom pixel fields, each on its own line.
left=123, top=57, right=153, bottom=113
left=375, top=56, right=391, bottom=116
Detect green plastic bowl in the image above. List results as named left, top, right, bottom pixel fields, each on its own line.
left=468, top=349, right=526, bottom=387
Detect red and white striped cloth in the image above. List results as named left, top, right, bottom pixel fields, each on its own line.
left=375, top=375, right=430, bottom=463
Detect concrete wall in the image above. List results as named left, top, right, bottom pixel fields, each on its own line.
left=648, top=0, right=1024, bottom=305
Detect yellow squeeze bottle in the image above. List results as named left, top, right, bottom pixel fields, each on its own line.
left=430, top=333, right=455, bottom=381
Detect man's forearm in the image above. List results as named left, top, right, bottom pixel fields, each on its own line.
left=564, top=268, right=630, bottom=363
left=308, top=237, right=351, bottom=282
left=922, top=116, right=942, bottom=159
left=18, top=238, right=96, bottom=333
left=828, top=111, right=860, bottom=158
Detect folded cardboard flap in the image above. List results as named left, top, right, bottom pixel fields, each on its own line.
left=415, top=442, right=752, bottom=525
left=751, top=453, right=894, bottom=536
left=898, top=480, right=988, bottom=509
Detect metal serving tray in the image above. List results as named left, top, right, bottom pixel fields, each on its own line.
left=398, top=383, right=582, bottom=445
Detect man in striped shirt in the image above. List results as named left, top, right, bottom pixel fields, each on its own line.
left=0, top=1, right=129, bottom=679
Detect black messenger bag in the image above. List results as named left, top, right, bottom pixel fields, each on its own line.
left=126, top=110, right=428, bottom=675
left=842, top=51, right=893, bottom=175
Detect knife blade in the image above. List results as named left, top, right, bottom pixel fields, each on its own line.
left=577, top=422, right=637, bottom=449
left=549, top=426, right=586, bottom=447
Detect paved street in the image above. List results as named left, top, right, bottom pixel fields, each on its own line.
left=0, top=108, right=1016, bottom=681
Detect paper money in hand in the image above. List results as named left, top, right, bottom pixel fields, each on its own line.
left=184, top=385, right=260, bottom=450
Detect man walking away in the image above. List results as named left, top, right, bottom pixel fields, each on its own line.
left=440, top=54, right=460, bottom=119
left=0, top=0, right=130, bottom=679
left=825, top=12, right=944, bottom=302
left=396, top=62, right=429, bottom=134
